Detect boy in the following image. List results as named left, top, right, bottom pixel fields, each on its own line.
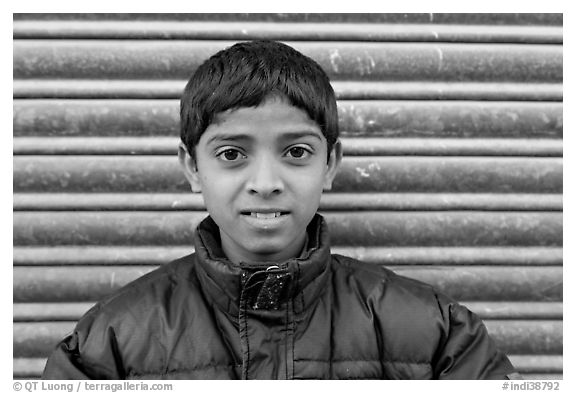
left=43, top=40, right=517, bottom=380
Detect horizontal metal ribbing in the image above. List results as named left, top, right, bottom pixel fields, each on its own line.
left=12, top=21, right=564, bottom=44
left=13, top=156, right=563, bottom=194
left=13, top=137, right=564, bottom=157
left=13, top=358, right=47, bottom=379
left=13, top=100, right=563, bottom=139
left=339, top=138, right=563, bottom=157
left=13, top=41, right=562, bottom=82
left=484, top=320, right=563, bottom=354
left=456, top=302, right=563, bottom=321
left=12, top=193, right=563, bottom=212
left=10, top=356, right=564, bottom=379
left=13, top=211, right=563, bottom=247
left=12, top=13, right=564, bottom=26
left=520, top=374, right=563, bottom=380
left=13, top=265, right=562, bottom=302
left=12, top=320, right=562, bottom=357
left=12, top=80, right=565, bottom=101
left=12, top=302, right=563, bottom=322
left=509, top=355, right=563, bottom=373
left=392, top=266, right=562, bottom=301
left=332, top=246, right=563, bottom=266
left=12, top=246, right=563, bottom=266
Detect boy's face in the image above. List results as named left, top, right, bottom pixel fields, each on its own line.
left=179, top=96, right=342, bottom=264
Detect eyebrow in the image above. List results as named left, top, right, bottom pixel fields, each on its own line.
left=205, top=134, right=253, bottom=146
left=279, top=130, right=324, bottom=142
left=205, top=130, right=323, bottom=146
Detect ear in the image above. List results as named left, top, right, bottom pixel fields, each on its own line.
left=178, top=142, right=202, bottom=193
left=323, top=139, right=343, bottom=191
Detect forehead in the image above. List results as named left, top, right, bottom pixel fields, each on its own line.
left=202, top=99, right=324, bottom=144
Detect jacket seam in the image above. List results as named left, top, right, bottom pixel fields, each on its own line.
left=240, top=291, right=250, bottom=379
left=286, top=301, right=290, bottom=379
left=329, top=269, right=334, bottom=379
left=297, top=263, right=305, bottom=312
left=289, top=300, right=295, bottom=379
left=127, top=363, right=240, bottom=378
left=294, top=359, right=432, bottom=366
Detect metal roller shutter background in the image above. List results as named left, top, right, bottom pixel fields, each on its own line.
left=12, top=13, right=563, bottom=379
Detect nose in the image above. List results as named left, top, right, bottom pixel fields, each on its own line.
left=246, top=155, right=284, bottom=197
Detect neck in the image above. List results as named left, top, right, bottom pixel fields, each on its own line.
left=220, top=230, right=308, bottom=265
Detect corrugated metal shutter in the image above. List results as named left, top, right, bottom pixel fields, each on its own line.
left=13, top=13, right=563, bottom=379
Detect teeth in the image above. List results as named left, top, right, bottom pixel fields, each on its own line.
left=251, top=212, right=281, bottom=219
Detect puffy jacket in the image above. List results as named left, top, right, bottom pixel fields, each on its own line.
left=43, top=215, right=517, bottom=380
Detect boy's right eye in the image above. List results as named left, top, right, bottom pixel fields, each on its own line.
left=216, top=148, right=246, bottom=162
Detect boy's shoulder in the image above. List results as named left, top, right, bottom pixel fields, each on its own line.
left=330, top=253, right=442, bottom=299
left=329, top=253, right=461, bottom=321
left=329, top=252, right=471, bottom=333
left=80, top=253, right=197, bottom=326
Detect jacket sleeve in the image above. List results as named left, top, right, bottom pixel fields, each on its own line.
left=433, top=296, right=520, bottom=380
left=42, top=306, right=125, bottom=380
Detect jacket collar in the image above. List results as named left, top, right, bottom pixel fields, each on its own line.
left=192, top=214, right=332, bottom=316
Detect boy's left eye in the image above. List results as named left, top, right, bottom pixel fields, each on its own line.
left=286, top=146, right=310, bottom=159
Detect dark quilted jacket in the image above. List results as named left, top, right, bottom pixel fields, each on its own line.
left=43, top=215, right=517, bottom=379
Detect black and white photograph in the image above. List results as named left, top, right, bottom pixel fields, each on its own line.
left=11, top=11, right=564, bottom=384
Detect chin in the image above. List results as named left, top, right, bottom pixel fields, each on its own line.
left=246, top=242, right=295, bottom=261
left=249, top=243, right=287, bottom=256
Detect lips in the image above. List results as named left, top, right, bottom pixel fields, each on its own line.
left=251, top=212, right=281, bottom=219
left=240, top=209, right=290, bottom=220
left=239, top=209, right=290, bottom=231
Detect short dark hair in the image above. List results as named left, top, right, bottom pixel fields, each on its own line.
left=180, top=40, right=339, bottom=160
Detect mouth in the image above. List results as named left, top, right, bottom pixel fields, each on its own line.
left=240, top=211, right=290, bottom=219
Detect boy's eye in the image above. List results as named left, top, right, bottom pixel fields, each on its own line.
left=286, top=146, right=310, bottom=159
left=216, top=148, right=245, bottom=162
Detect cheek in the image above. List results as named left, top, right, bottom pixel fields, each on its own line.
left=291, top=172, right=326, bottom=208
left=199, top=174, right=239, bottom=204
left=292, top=166, right=328, bottom=190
